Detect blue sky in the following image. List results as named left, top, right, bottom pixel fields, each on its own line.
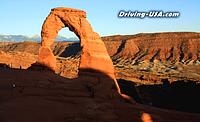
left=0, top=0, right=199, bottom=37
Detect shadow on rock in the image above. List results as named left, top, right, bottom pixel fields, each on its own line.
left=59, top=42, right=81, bottom=58
left=118, top=78, right=200, bottom=113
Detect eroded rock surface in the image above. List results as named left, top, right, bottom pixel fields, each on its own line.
left=103, top=32, right=200, bottom=63
left=38, top=7, right=120, bottom=96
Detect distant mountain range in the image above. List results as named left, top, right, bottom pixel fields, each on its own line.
left=0, top=34, right=79, bottom=42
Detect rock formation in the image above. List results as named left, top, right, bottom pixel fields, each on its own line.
left=103, top=32, right=200, bottom=63
left=38, top=7, right=121, bottom=96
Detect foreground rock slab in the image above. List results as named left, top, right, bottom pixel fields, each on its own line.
left=0, top=68, right=200, bottom=122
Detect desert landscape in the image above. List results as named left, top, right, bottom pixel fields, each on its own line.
left=0, top=5, right=200, bottom=122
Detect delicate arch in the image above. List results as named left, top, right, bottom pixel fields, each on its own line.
left=38, top=7, right=121, bottom=95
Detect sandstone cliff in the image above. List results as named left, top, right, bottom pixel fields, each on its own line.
left=0, top=32, right=200, bottom=82
left=1, top=32, right=199, bottom=64
left=103, top=32, right=200, bottom=64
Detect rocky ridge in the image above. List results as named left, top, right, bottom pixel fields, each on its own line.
left=0, top=32, right=199, bottom=83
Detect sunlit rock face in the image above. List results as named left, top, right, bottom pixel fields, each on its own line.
left=38, top=7, right=121, bottom=97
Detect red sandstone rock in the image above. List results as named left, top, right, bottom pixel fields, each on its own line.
left=1, top=68, right=200, bottom=122
left=38, top=7, right=121, bottom=96
left=141, top=112, right=153, bottom=122
left=103, top=32, right=200, bottom=63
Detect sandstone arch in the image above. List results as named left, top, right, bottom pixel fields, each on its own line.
left=38, top=7, right=121, bottom=95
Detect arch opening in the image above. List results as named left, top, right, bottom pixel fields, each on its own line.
left=56, top=27, right=79, bottom=42
left=55, top=27, right=81, bottom=78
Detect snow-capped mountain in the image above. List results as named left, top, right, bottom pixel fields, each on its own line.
left=0, top=34, right=79, bottom=42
